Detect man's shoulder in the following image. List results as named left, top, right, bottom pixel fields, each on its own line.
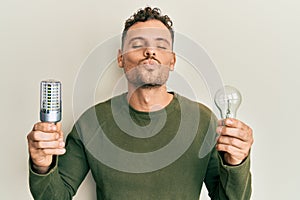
left=94, top=93, right=127, bottom=110
left=77, top=93, right=126, bottom=121
left=174, top=93, right=214, bottom=117
left=74, top=93, right=127, bottom=132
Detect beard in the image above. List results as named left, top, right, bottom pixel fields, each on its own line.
left=125, top=63, right=171, bottom=89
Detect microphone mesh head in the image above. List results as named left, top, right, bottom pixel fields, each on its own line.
left=40, top=80, right=62, bottom=122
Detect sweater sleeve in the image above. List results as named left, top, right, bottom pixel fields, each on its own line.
left=204, top=148, right=252, bottom=200
left=29, top=126, right=90, bottom=200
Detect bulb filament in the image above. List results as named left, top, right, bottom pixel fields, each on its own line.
left=226, top=99, right=231, bottom=118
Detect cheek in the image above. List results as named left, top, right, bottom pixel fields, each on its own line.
left=123, top=52, right=140, bottom=63
left=122, top=60, right=139, bottom=74
left=158, top=55, right=174, bottom=66
left=122, top=52, right=142, bottom=68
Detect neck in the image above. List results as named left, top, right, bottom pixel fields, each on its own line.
left=127, top=84, right=173, bottom=112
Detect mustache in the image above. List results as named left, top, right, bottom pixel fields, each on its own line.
left=139, top=55, right=161, bottom=65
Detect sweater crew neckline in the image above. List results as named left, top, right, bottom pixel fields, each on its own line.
left=120, top=92, right=178, bottom=116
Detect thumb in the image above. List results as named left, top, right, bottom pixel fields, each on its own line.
left=56, top=122, right=62, bottom=132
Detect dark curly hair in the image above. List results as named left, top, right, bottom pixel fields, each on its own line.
left=121, top=7, right=174, bottom=49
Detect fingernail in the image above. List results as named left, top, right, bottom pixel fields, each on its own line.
left=59, top=148, right=66, bottom=154
left=51, top=125, right=57, bottom=131
left=227, top=119, right=232, bottom=125
left=59, top=141, right=65, bottom=147
left=216, top=127, right=222, bottom=134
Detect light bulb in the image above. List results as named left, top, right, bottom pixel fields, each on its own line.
left=214, top=85, right=242, bottom=119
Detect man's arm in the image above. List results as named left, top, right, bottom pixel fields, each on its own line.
left=204, top=118, right=253, bottom=199
left=28, top=124, right=90, bottom=200
left=204, top=148, right=252, bottom=200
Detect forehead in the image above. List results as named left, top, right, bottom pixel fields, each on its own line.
left=125, top=20, right=172, bottom=41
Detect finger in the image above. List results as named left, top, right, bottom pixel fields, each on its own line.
left=217, top=135, right=249, bottom=150
left=30, top=140, right=65, bottom=149
left=221, top=118, right=251, bottom=132
left=30, top=147, right=66, bottom=156
left=217, top=119, right=225, bottom=126
left=41, top=148, right=66, bottom=155
left=216, top=143, right=249, bottom=160
left=56, top=122, right=62, bottom=132
left=54, top=122, right=64, bottom=139
left=28, top=130, right=60, bottom=141
left=216, top=126, right=250, bottom=141
left=33, top=122, right=57, bottom=132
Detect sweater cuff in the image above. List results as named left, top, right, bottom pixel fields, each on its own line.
left=218, top=152, right=251, bottom=173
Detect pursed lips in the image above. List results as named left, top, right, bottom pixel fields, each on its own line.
left=139, top=58, right=161, bottom=70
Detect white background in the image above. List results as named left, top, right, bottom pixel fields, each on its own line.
left=1, top=0, right=299, bottom=199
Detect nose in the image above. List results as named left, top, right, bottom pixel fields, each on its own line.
left=143, top=47, right=156, bottom=57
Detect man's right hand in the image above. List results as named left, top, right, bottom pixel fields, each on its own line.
left=27, top=122, right=66, bottom=174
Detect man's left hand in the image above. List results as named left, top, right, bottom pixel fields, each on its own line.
left=216, top=118, right=254, bottom=165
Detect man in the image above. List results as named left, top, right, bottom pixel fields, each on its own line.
left=27, top=7, right=253, bottom=199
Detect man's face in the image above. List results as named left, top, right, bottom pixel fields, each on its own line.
left=118, top=20, right=176, bottom=88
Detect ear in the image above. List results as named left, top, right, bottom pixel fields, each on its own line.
left=169, top=52, right=176, bottom=71
left=117, top=49, right=123, bottom=68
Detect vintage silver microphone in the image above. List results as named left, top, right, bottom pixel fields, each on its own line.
left=40, top=80, right=62, bottom=123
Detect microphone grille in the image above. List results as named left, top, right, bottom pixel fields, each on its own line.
left=40, top=80, right=62, bottom=122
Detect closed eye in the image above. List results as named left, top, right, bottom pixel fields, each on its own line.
left=157, top=45, right=167, bottom=49
left=132, top=45, right=143, bottom=48
left=128, top=37, right=145, bottom=49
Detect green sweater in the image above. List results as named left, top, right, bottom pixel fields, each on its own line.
left=29, top=93, right=251, bottom=200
